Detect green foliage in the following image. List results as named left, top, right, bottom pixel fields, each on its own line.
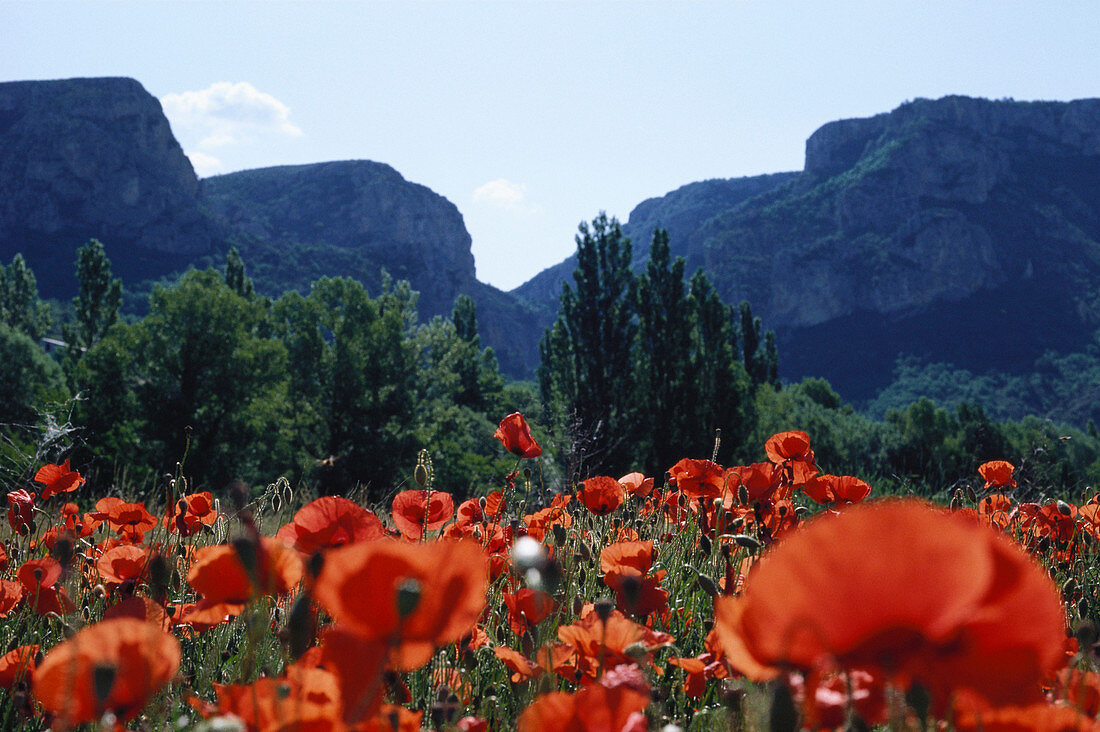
left=541, top=221, right=759, bottom=479
left=77, top=269, right=291, bottom=486
left=0, top=323, right=69, bottom=431
left=539, top=213, right=638, bottom=476
left=63, top=239, right=123, bottom=351
left=0, top=253, right=51, bottom=340
left=224, top=246, right=255, bottom=299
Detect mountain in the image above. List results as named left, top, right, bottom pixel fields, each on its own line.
left=512, top=173, right=798, bottom=305
left=0, top=77, right=222, bottom=293
left=514, top=96, right=1100, bottom=403
left=0, top=77, right=542, bottom=376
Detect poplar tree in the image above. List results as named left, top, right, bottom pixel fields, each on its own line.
left=65, top=239, right=123, bottom=351
left=539, top=213, right=636, bottom=475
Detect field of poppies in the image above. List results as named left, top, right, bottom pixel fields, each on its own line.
left=1, top=412, right=1099, bottom=731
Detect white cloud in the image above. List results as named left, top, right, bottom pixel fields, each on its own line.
left=473, top=179, right=537, bottom=212
left=185, top=150, right=223, bottom=177
left=160, top=82, right=303, bottom=153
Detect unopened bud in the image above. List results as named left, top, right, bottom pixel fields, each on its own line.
left=696, top=574, right=719, bottom=597
left=396, top=578, right=422, bottom=618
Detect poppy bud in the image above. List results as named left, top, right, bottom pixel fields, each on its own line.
left=232, top=536, right=260, bottom=589
left=964, top=484, right=978, bottom=503
left=696, top=574, right=718, bottom=597
left=594, top=597, right=614, bottom=622
left=227, top=480, right=249, bottom=511
left=51, top=536, right=74, bottom=567
left=572, top=596, right=584, bottom=616
left=732, top=534, right=762, bottom=551
left=148, top=553, right=170, bottom=600
left=576, top=541, right=592, bottom=562
left=905, top=683, right=931, bottom=728
left=1058, top=500, right=1074, bottom=516
left=551, top=524, right=567, bottom=545
left=414, top=463, right=430, bottom=489
left=699, top=534, right=712, bottom=556
left=769, top=681, right=798, bottom=732
left=620, top=574, right=641, bottom=614
left=624, top=642, right=648, bottom=663
left=287, top=593, right=315, bottom=661
left=576, top=568, right=586, bottom=586
left=307, top=551, right=325, bottom=579
left=1074, top=620, right=1098, bottom=649
left=396, top=578, right=422, bottom=618
left=92, top=663, right=117, bottom=709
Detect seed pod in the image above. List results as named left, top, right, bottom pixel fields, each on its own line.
left=732, top=534, right=762, bottom=551
left=696, top=574, right=719, bottom=597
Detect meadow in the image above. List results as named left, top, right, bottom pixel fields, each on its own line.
left=0, top=413, right=1097, bottom=731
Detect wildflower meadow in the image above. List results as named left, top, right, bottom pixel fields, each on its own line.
left=1, top=413, right=1099, bottom=731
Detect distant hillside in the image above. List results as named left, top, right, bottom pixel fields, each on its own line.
left=512, top=173, right=797, bottom=305
left=0, top=77, right=542, bottom=376
left=515, top=96, right=1100, bottom=410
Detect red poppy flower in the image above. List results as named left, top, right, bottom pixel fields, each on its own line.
left=97, top=544, right=150, bottom=588
left=33, top=617, right=180, bottom=727
left=17, top=557, right=76, bottom=616
left=0, top=580, right=23, bottom=618
left=6, top=489, right=34, bottom=535
left=167, top=491, right=219, bottom=536
left=802, top=474, right=873, bottom=505
left=313, top=538, right=488, bottom=670
left=34, top=459, right=85, bottom=499
left=391, top=490, right=455, bottom=541
left=504, top=588, right=556, bottom=636
left=668, top=458, right=726, bottom=500
left=276, top=495, right=384, bottom=554
left=724, top=463, right=782, bottom=504
left=577, top=476, right=625, bottom=516
left=316, top=627, right=388, bottom=724
left=619, top=472, right=654, bottom=498
left=518, top=683, right=649, bottom=732
left=494, top=646, right=543, bottom=682
left=185, top=538, right=303, bottom=626
left=213, top=664, right=342, bottom=730
left=104, top=501, right=158, bottom=543
left=978, top=460, right=1016, bottom=489
left=102, top=596, right=171, bottom=631
left=764, top=430, right=813, bottom=463
left=557, top=608, right=673, bottom=674
left=713, top=499, right=1067, bottom=711
left=0, top=644, right=37, bottom=689
left=494, top=412, right=542, bottom=458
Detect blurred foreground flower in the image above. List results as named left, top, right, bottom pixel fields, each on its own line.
left=714, top=499, right=1067, bottom=714
left=33, top=618, right=180, bottom=729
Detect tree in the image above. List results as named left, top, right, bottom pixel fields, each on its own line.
left=632, top=228, right=693, bottom=474
left=0, top=254, right=51, bottom=341
left=539, top=213, right=637, bottom=476
left=272, top=276, right=420, bottom=496
left=78, top=269, right=290, bottom=486
left=449, top=294, right=502, bottom=410
left=224, top=246, right=255, bottom=299
left=64, top=239, right=123, bottom=351
left=686, top=270, right=755, bottom=465
left=0, top=323, right=69, bottom=430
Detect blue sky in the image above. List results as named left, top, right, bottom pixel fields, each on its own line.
left=4, top=2, right=1098, bottom=290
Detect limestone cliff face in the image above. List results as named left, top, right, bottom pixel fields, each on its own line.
left=0, top=77, right=220, bottom=293
left=201, top=162, right=543, bottom=375
left=203, top=161, right=477, bottom=317
left=685, top=97, right=1100, bottom=333
left=515, top=96, right=1100, bottom=397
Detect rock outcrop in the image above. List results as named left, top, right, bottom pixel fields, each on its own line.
left=515, top=96, right=1100, bottom=399
left=0, top=77, right=221, bottom=294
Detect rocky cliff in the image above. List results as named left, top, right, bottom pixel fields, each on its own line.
left=0, top=77, right=222, bottom=294
left=203, top=161, right=542, bottom=374
left=0, top=77, right=542, bottom=376
left=515, top=96, right=1100, bottom=400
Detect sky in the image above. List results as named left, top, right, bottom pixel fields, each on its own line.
left=3, top=2, right=1099, bottom=290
